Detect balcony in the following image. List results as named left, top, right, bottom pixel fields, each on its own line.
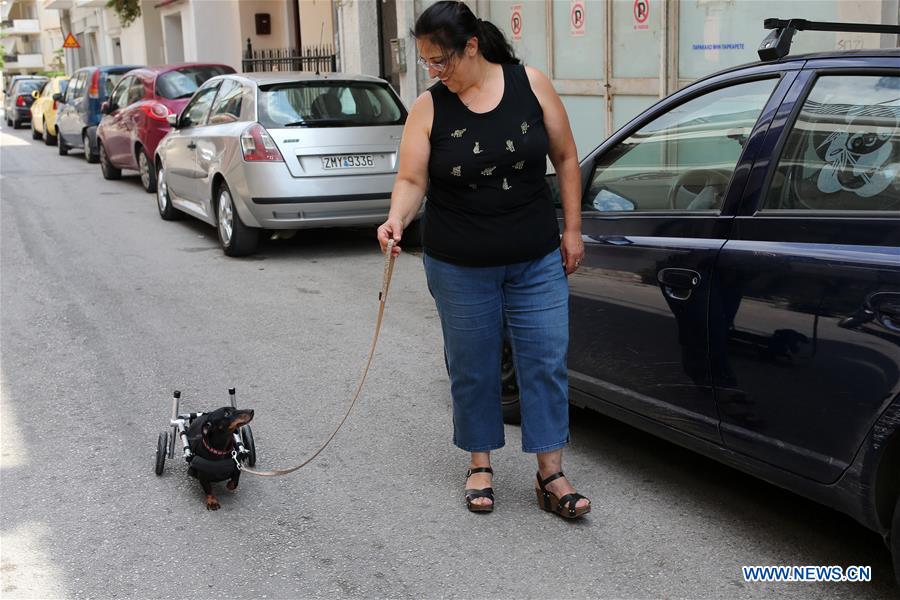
left=74, top=0, right=107, bottom=6
left=44, top=0, right=75, bottom=9
left=1, top=19, right=40, bottom=35
left=4, top=53, right=45, bottom=69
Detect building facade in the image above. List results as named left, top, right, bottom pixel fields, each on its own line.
left=2, top=0, right=64, bottom=74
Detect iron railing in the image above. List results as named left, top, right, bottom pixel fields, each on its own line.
left=242, top=39, right=337, bottom=74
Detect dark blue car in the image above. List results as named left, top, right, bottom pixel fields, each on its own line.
left=503, top=23, right=900, bottom=581
left=55, top=65, right=142, bottom=162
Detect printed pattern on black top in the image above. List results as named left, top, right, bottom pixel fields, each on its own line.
left=425, top=63, right=559, bottom=267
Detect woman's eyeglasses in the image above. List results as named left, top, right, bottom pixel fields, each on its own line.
left=416, top=54, right=454, bottom=73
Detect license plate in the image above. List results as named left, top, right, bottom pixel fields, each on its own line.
left=322, top=154, right=376, bottom=170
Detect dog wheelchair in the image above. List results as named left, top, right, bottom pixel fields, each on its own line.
left=154, top=388, right=257, bottom=476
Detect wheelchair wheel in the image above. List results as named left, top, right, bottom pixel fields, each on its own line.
left=155, top=431, right=168, bottom=475
left=241, top=426, right=256, bottom=467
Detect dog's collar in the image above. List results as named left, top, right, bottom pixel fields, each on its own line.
left=202, top=436, right=233, bottom=456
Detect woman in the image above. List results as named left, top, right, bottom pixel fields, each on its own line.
left=377, top=0, right=589, bottom=519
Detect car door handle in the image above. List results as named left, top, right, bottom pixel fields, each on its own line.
left=658, top=268, right=701, bottom=301
left=839, top=292, right=900, bottom=332
left=187, top=141, right=196, bottom=150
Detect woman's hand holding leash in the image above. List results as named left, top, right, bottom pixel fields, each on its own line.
left=378, top=217, right=405, bottom=257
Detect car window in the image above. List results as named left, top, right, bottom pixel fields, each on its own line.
left=71, top=73, right=87, bottom=99
left=180, top=83, right=220, bottom=128
left=110, top=77, right=131, bottom=108
left=208, top=79, right=243, bottom=124
left=157, top=66, right=233, bottom=100
left=127, top=78, right=146, bottom=105
left=257, top=81, right=405, bottom=128
left=58, top=79, right=69, bottom=96
left=764, top=75, right=900, bottom=212
left=39, top=82, right=51, bottom=97
left=15, top=80, right=44, bottom=96
left=105, top=73, right=124, bottom=98
left=586, top=78, right=779, bottom=212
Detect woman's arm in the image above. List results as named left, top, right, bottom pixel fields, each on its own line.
left=377, top=91, right=434, bottom=256
left=524, top=66, right=584, bottom=275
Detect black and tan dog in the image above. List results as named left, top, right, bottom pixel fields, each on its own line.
left=186, top=406, right=254, bottom=510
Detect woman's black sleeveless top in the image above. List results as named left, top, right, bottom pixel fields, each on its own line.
left=424, top=63, right=559, bottom=267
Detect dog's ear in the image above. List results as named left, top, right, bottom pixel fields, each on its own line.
left=202, top=421, right=211, bottom=436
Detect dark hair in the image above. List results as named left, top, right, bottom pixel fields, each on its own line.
left=413, top=1, right=519, bottom=65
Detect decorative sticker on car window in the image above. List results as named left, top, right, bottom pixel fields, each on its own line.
left=812, top=102, right=899, bottom=198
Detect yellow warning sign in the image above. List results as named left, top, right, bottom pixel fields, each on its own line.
left=62, top=33, right=80, bottom=49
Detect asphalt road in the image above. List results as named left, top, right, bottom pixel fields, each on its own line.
left=1, top=124, right=897, bottom=599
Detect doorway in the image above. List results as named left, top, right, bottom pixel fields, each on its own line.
left=163, top=12, right=185, bottom=63
left=377, top=0, right=400, bottom=91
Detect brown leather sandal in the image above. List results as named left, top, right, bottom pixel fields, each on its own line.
left=535, top=471, right=591, bottom=519
left=465, top=466, right=494, bottom=513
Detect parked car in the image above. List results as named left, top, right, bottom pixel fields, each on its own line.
left=29, top=76, right=69, bottom=145
left=154, top=72, right=412, bottom=256
left=56, top=65, right=141, bottom=162
left=97, top=63, right=235, bottom=193
left=499, top=24, right=900, bottom=580
left=4, top=76, right=47, bottom=128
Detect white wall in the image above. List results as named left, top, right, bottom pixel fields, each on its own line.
left=336, top=0, right=378, bottom=75
left=188, top=0, right=242, bottom=70
left=239, top=0, right=292, bottom=52
left=298, top=0, right=334, bottom=48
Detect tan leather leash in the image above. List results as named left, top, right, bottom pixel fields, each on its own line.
left=239, top=239, right=396, bottom=477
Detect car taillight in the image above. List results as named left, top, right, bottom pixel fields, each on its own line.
left=88, top=70, right=100, bottom=99
left=141, top=103, right=171, bottom=122
left=240, top=123, right=283, bottom=162
left=53, top=98, right=58, bottom=110
left=15, top=95, right=26, bottom=107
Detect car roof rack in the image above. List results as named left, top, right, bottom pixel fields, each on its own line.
left=758, top=18, right=900, bottom=61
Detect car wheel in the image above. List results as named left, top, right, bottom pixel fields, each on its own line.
left=138, top=147, right=157, bottom=193
left=57, top=129, right=69, bottom=155
left=12, top=119, right=20, bottom=129
left=5, top=116, right=10, bottom=127
left=83, top=133, right=99, bottom=163
left=99, top=142, right=121, bottom=180
left=216, top=181, right=258, bottom=257
left=31, top=121, right=41, bottom=140
left=42, top=119, right=57, bottom=146
left=155, top=164, right=181, bottom=221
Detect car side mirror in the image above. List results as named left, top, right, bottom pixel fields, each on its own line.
left=166, top=113, right=178, bottom=127
left=100, top=101, right=112, bottom=114
left=32, top=90, right=40, bottom=99
left=52, top=93, right=62, bottom=102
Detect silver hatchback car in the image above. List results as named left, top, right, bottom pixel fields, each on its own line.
left=154, top=72, right=410, bottom=256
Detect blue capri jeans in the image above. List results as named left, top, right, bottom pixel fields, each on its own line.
left=423, top=249, right=570, bottom=453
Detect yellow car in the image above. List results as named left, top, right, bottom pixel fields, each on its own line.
left=30, top=76, right=69, bottom=146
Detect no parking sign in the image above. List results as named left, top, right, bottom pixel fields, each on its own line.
left=511, top=4, right=523, bottom=40
left=570, top=0, right=586, bottom=37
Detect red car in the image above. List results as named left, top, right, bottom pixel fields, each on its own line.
left=96, top=63, right=235, bottom=192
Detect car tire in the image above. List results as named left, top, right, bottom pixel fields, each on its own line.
left=31, top=122, right=41, bottom=140
left=5, top=117, right=10, bottom=127
left=216, top=180, right=258, bottom=257
left=138, top=147, right=157, bottom=193
left=83, top=133, right=99, bottom=163
left=42, top=119, right=57, bottom=146
left=155, top=163, right=181, bottom=221
left=12, top=119, right=20, bottom=129
left=57, top=129, right=69, bottom=155
left=99, top=142, right=121, bottom=180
